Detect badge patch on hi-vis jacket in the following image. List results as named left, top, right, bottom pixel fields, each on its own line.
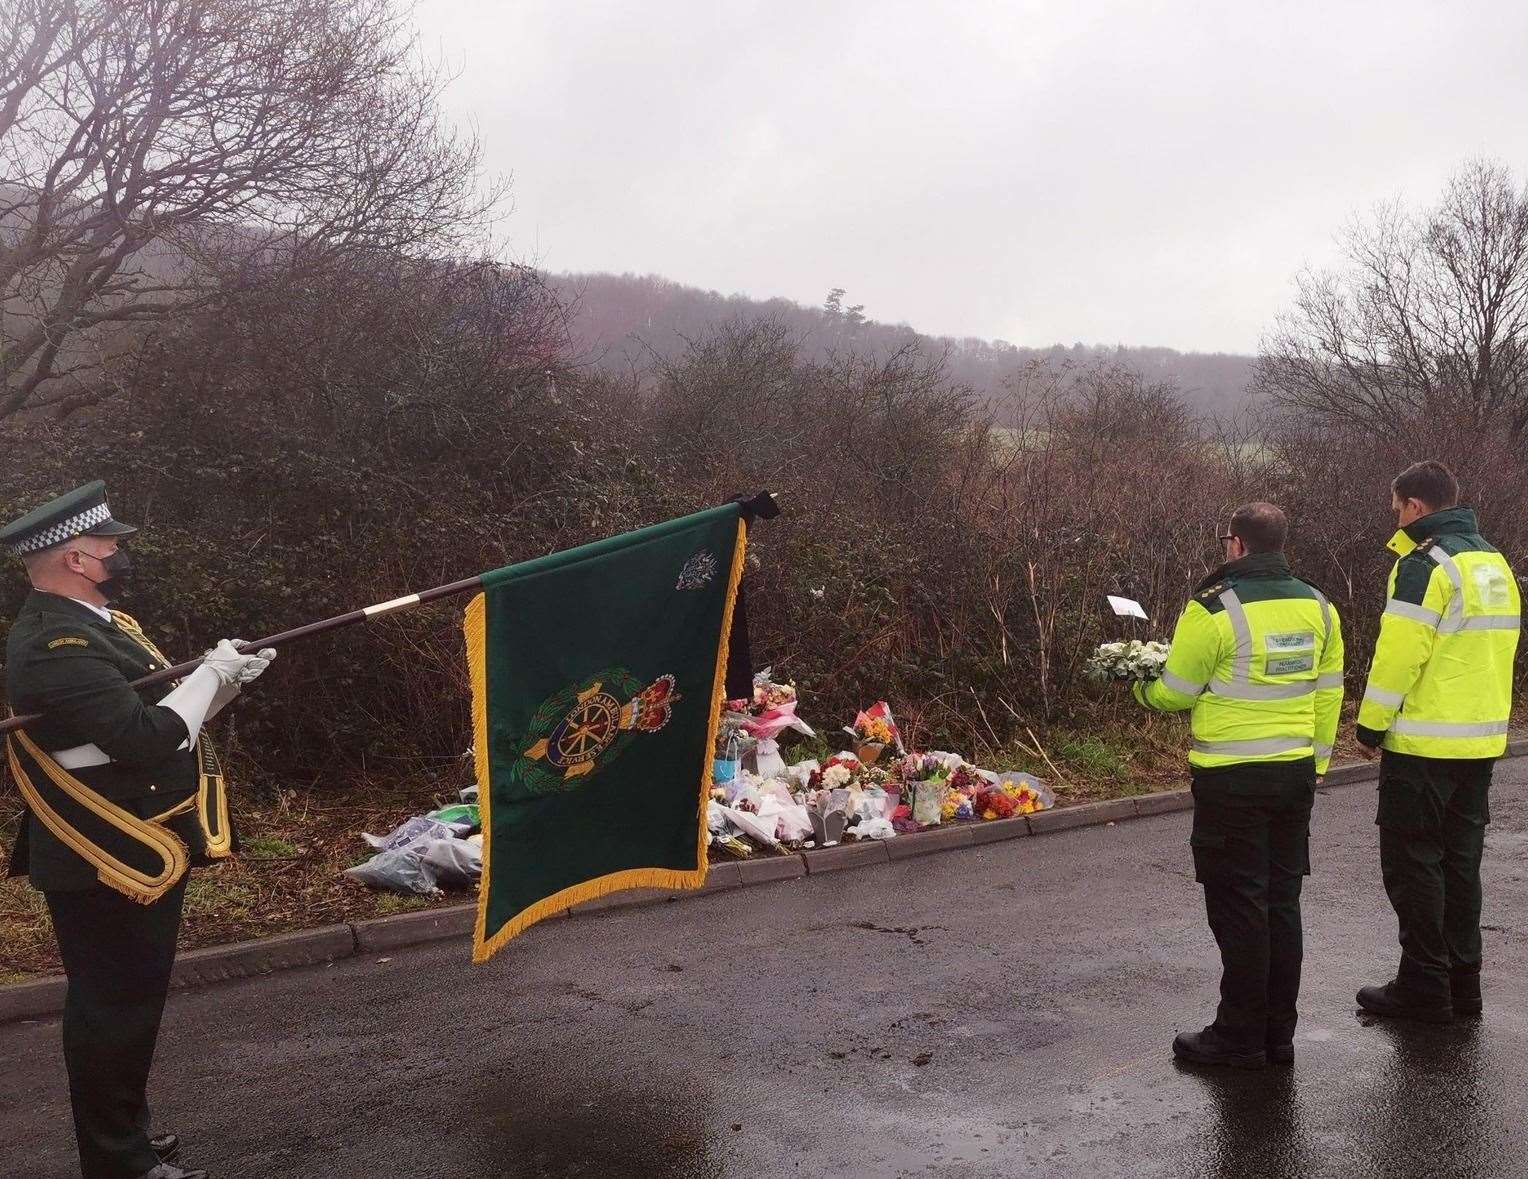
left=1473, top=565, right=1513, bottom=608
left=1267, top=631, right=1315, bottom=652
left=46, top=636, right=88, bottom=649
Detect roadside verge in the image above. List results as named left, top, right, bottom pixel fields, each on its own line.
left=4, top=740, right=1523, bottom=1025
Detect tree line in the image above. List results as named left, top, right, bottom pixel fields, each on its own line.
left=551, top=272, right=1260, bottom=421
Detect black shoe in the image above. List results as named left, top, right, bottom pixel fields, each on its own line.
left=150, top=1133, right=181, bottom=1163
left=1451, top=973, right=1483, bottom=1017
left=1172, top=1026, right=1266, bottom=1069
left=1356, top=981, right=1454, bottom=1024
left=1266, top=1042, right=1294, bottom=1065
left=137, top=1163, right=208, bottom=1179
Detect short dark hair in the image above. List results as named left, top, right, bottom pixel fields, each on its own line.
left=1392, top=461, right=1458, bottom=511
left=1229, top=502, right=1288, bottom=554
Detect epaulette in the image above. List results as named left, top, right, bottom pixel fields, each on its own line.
left=1195, top=581, right=1228, bottom=602
left=1401, top=538, right=1439, bottom=564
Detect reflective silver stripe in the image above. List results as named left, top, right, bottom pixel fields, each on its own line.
left=1314, top=590, right=1333, bottom=641
left=1207, top=680, right=1316, bottom=700
left=1384, top=599, right=1442, bottom=627
left=1315, top=744, right=1334, bottom=760
left=1363, top=685, right=1405, bottom=709
left=1315, top=673, right=1344, bottom=690
left=1159, top=669, right=1206, bottom=697
left=1438, top=614, right=1521, bottom=634
left=1390, top=718, right=1509, bottom=738
left=1192, top=736, right=1313, bottom=757
left=1428, top=546, right=1467, bottom=629
left=1219, top=588, right=1254, bottom=683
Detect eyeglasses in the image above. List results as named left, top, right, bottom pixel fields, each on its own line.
left=1217, top=533, right=1236, bottom=544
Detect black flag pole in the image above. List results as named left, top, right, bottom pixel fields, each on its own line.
left=0, top=491, right=781, bottom=737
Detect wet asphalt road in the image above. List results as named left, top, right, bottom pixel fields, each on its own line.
left=3, top=758, right=1527, bottom=1178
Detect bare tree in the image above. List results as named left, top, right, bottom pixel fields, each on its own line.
left=0, top=0, right=502, bottom=417
left=1255, top=159, right=1528, bottom=445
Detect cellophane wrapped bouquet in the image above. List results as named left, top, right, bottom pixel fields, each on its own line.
left=843, top=700, right=903, bottom=765
left=1085, top=639, right=1170, bottom=684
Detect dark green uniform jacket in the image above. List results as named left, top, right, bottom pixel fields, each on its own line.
left=5, top=591, right=210, bottom=891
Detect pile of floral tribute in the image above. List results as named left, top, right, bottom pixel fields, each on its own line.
left=708, top=674, right=1053, bottom=857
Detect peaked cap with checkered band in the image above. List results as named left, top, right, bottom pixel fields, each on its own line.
left=1, top=481, right=138, bottom=556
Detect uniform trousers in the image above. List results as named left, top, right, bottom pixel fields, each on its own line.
left=44, top=876, right=188, bottom=1179
left=1376, top=750, right=1493, bottom=1004
left=1189, top=760, right=1316, bottom=1050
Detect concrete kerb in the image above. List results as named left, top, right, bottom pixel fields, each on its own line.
left=4, top=746, right=1521, bottom=1024
left=171, top=924, right=357, bottom=988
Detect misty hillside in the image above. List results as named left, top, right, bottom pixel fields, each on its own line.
left=551, top=272, right=1258, bottom=418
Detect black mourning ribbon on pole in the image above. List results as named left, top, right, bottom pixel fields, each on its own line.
left=734, top=490, right=781, bottom=523
left=724, top=582, right=754, bottom=702
left=724, top=490, right=780, bottom=700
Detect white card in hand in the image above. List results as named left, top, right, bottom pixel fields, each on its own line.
left=1107, top=595, right=1149, bottom=620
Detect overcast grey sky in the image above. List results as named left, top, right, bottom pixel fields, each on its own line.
left=413, top=0, right=1528, bottom=354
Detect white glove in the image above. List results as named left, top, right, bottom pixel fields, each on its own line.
left=226, top=640, right=277, bottom=686
left=201, top=639, right=270, bottom=687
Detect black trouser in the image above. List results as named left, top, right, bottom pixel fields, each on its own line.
left=44, top=877, right=188, bottom=1179
left=1190, top=762, right=1316, bottom=1051
left=1376, top=750, right=1493, bottom=1004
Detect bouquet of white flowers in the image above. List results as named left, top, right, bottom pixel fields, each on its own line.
left=1085, top=639, right=1171, bottom=683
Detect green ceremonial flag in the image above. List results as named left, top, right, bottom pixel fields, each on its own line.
left=466, top=502, right=748, bottom=962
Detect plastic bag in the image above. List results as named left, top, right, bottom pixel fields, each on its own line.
left=343, top=845, right=441, bottom=896
left=855, top=816, right=896, bottom=840
left=426, top=803, right=480, bottom=830
left=421, top=837, right=482, bottom=887
left=362, top=816, right=462, bottom=852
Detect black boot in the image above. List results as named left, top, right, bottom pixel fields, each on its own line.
left=1450, top=972, right=1483, bottom=1017
left=1356, top=981, right=1454, bottom=1024
left=150, top=1133, right=181, bottom=1163
left=1265, top=1039, right=1294, bottom=1065
left=1173, top=1025, right=1266, bottom=1069
left=136, top=1163, right=208, bottom=1179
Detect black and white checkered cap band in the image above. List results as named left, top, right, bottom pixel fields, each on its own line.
left=9, top=503, right=113, bottom=555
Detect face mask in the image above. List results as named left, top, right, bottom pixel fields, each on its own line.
left=81, top=549, right=132, bottom=600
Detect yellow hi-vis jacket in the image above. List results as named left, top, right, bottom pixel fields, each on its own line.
left=1134, top=553, right=1345, bottom=774
left=1357, top=508, right=1521, bottom=759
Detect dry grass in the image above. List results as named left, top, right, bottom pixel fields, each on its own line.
left=0, top=775, right=476, bottom=977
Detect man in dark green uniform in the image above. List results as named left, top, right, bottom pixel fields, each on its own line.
left=3, top=482, right=275, bottom=1179
left=1134, top=503, right=1344, bottom=1068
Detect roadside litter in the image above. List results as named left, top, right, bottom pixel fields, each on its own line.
left=344, top=785, right=483, bottom=896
